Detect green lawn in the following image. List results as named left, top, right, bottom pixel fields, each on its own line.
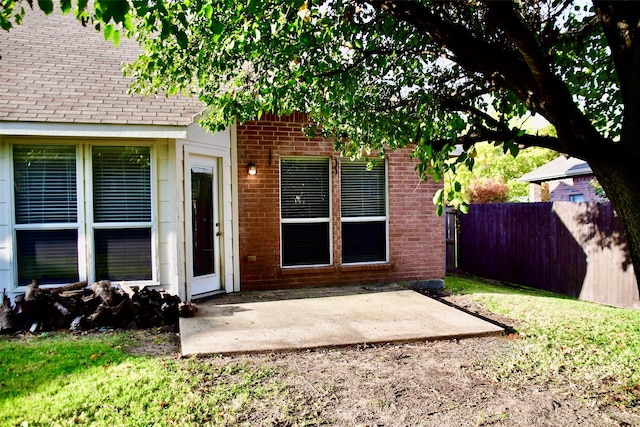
left=0, top=333, right=293, bottom=426
left=1, top=276, right=639, bottom=426
left=446, top=275, right=640, bottom=405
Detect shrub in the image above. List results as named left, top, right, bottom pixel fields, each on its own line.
left=467, top=177, right=509, bottom=203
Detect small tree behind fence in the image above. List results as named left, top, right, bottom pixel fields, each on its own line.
left=457, top=202, right=640, bottom=309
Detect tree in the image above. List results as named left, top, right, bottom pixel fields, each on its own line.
left=4, top=0, right=640, bottom=291
left=446, top=141, right=560, bottom=202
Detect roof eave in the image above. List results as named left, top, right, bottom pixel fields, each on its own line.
left=0, top=121, right=189, bottom=139
left=518, top=166, right=594, bottom=183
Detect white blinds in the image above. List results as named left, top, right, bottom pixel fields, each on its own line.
left=281, top=158, right=330, bottom=219
left=93, top=146, right=151, bottom=223
left=340, top=161, right=385, bottom=217
left=13, top=145, right=77, bottom=224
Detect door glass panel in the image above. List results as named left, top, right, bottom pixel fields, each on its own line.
left=191, top=167, right=215, bottom=277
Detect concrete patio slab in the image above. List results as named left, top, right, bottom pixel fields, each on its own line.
left=179, top=284, right=504, bottom=356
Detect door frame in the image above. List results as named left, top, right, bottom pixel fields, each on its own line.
left=184, top=147, right=226, bottom=300
left=187, top=156, right=221, bottom=297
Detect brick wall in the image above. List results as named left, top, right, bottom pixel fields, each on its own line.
left=549, top=175, right=604, bottom=202
left=528, top=175, right=605, bottom=203
left=236, top=113, right=445, bottom=290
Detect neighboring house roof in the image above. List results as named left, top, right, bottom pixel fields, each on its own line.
left=518, top=156, right=592, bottom=183
left=0, top=8, right=204, bottom=127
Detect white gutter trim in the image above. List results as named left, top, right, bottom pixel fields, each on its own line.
left=0, top=121, right=189, bottom=139
left=518, top=165, right=593, bottom=182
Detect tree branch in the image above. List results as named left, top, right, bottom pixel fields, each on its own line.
left=441, top=99, right=510, bottom=133
left=368, top=1, right=539, bottom=101
left=367, top=0, right=606, bottom=158
left=426, top=127, right=561, bottom=153
left=314, top=47, right=440, bottom=78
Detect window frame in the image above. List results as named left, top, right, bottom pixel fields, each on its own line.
left=279, top=156, right=333, bottom=268
left=10, top=140, right=158, bottom=288
left=86, top=144, right=157, bottom=285
left=11, top=142, right=85, bottom=287
left=340, top=159, right=389, bottom=265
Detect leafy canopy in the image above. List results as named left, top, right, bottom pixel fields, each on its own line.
left=1, top=0, right=621, bottom=216
left=448, top=140, right=560, bottom=202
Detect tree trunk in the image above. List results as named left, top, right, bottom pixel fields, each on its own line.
left=589, top=156, right=640, bottom=293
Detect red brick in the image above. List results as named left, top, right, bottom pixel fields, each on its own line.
left=237, top=115, right=445, bottom=290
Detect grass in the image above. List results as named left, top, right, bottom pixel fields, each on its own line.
left=446, top=275, right=640, bottom=405
left=0, top=332, right=309, bottom=427
left=1, top=276, right=639, bottom=425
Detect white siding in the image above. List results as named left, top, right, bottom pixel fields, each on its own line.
left=0, top=137, right=11, bottom=296
left=174, top=140, right=186, bottom=300
left=0, top=127, right=237, bottom=301
left=156, top=139, right=180, bottom=295
left=178, top=123, right=236, bottom=299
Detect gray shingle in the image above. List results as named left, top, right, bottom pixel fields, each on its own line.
left=0, top=8, right=204, bottom=126
left=519, top=156, right=592, bottom=183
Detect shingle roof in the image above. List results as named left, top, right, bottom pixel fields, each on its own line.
left=518, top=156, right=592, bottom=183
left=0, top=8, right=204, bottom=126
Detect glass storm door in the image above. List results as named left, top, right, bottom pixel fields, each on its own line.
left=189, top=157, right=221, bottom=296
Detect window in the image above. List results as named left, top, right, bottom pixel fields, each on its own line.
left=570, top=193, right=585, bottom=202
left=13, top=145, right=79, bottom=285
left=12, top=143, right=153, bottom=286
left=341, top=160, right=387, bottom=263
left=280, top=158, right=331, bottom=266
left=92, top=146, right=152, bottom=281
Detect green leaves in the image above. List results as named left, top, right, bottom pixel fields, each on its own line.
left=95, top=0, right=130, bottom=24
left=60, top=0, right=71, bottom=14
left=445, top=141, right=560, bottom=203
left=5, top=0, right=617, bottom=218
left=176, top=29, right=188, bottom=48
left=37, top=0, right=54, bottom=15
left=433, top=188, right=444, bottom=216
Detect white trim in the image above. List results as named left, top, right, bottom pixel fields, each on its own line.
left=340, top=159, right=390, bottom=265
left=341, top=216, right=388, bottom=223
left=279, top=157, right=333, bottom=268
left=182, top=144, right=234, bottom=298
left=519, top=167, right=592, bottom=183
left=281, top=218, right=332, bottom=224
left=230, top=123, right=241, bottom=292
left=9, top=140, right=160, bottom=288
left=77, top=145, right=88, bottom=283
left=0, top=121, right=189, bottom=139
left=184, top=153, right=222, bottom=296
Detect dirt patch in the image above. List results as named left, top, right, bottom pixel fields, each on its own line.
left=129, top=294, right=639, bottom=426
left=124, top=329, right=182, bottom=357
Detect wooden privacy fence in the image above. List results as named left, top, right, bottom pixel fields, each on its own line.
left=457, top=202, right=640, bottom=309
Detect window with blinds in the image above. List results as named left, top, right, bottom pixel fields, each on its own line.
left=13, top=145, right=77, bottom=224
left=13, top=145, right=79, bottom=286
left=280, top=158, right=331, bottom=266
left=340, top=160, right=387, bottom=263
left=92, top=146, right=152, bottom=281
left=92, top=146, right=151, bottom=222
left=11, top=143, right=155, bottom=287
